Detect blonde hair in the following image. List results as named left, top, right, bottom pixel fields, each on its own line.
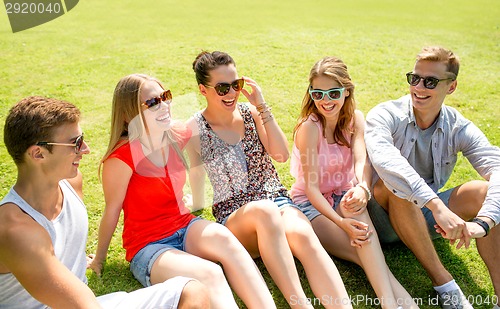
left=294, top=56, right=355, bottom=147
left=416, top=46, right=459, bottom=78
left=100, top=74, right=188, bottom=177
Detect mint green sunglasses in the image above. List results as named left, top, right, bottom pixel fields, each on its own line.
left=309, top=87, right=345, bottom=101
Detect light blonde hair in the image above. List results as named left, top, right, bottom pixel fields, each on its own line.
left=100, top=74, right=188, bottom=177
left=294, top=56, right=355, bottom=147
left=416, top=46, right=460, bottom=78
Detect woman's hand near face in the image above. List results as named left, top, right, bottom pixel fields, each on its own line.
left=240, top=76, right=265, bottom=107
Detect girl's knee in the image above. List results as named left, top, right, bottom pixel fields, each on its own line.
left=209, top=225, right=247, bottom=254
left=209, top=224, right=236, bottom=241
left=285, top=220, right=317, bottom=248
left=342, top=209, right=371, bottom=223
left=245, top=200, right=281, bottom=224
left=197, top=262, right=226, bottom=284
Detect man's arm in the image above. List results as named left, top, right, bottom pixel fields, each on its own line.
left=458, top=122, right=500, bottom=226
left=365, top=104, right=437, bottom=207
left=0, top=205, right=101, bottom=309
left=366, top=103, right=470, bottom=247
left=426, top=197, right=471, bottom=248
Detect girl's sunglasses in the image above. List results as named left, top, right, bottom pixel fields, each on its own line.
left=309, top=87, right=345, bottom=101
left=142, top=90, right=172, bottom=111
left=37, top=133, right=85, bottom=153
left=406, top=72, right=454, bottom=89
left=206, top=78, right=244, bottom=96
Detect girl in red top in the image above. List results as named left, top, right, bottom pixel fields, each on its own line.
left=90, top=74, right=275, bottom=309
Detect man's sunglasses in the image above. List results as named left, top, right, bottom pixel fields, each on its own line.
left=309, top=87, right=345, bottom=101
left=406, top=72, right=455, bottom=90
left=206, top=78, right=245, bottom=96
left=142, top=90, right=172, bottom=111
left=37, top=133, right=85, bottom=153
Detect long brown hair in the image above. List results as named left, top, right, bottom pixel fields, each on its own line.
left=99, top=74, right=187, bottom=177
left=293, top=56, right=356, bottom=147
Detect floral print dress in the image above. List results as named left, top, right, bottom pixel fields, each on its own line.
left=195, top=103, right=288, bottom=223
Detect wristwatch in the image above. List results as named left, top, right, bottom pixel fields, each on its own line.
left=471, top=217, right=490, bottom=237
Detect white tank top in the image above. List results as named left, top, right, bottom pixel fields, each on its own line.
left=0, top=180, right=88, bottom=309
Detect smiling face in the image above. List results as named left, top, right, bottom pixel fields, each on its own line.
left=40, top=122, right=90, bottom=180
left=140, top=80, right=172, bottom=133
left=410, top=60, right=457, bottom=117
left=201, top=64, right=241, bottom=111
left=310, top=75, right=349, bottom=120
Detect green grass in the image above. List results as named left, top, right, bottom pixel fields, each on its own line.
left=1, top=0, right=499, bottom=308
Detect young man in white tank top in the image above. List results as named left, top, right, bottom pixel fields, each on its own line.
left=0, top=96, right=209, bottom=309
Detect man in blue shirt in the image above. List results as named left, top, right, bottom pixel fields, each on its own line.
left=365, top=46, right=499, bottom=309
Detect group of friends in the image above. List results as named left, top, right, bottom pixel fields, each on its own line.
left=0, top=46, right=498, bottom=309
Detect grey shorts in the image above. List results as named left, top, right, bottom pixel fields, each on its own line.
left=130, top=217, right=202, bottom=287
left=297, top=191, right=346, bottom=222
left=367, top=187, right=455, bottom=244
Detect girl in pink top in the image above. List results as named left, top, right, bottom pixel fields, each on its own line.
left=291, top=57, right=418, bottom=309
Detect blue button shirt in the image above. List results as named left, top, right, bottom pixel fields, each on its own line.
left=365, top=95, right=500, bottom=225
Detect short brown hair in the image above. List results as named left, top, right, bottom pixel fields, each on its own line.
left=4, top=96, right=80, bottom=165
left=416, top=46, right=460, bottom=78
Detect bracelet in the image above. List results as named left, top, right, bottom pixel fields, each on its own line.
left=471, top=217, right=490, bottom=237
left=258, top=107, right=272, bottom=116
left=262, top=114, right=274, bottom=125
left=260, top=112, right=273, bottom=120
left=260, top=110, right=273, bottom=121
left=356, top=183, right=371, bottom=200
left=256, top=103, right=268, bottom=113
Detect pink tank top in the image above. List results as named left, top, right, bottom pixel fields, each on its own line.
left=290, top=115, right=356, bottom=206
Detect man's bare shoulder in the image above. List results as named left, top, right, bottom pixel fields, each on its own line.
left=0, top=203, right=53, bottom=273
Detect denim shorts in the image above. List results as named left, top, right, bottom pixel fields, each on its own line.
left=220, top=195, right=300, bottom=225
left=297, top=191, right=346, bottom=222
left=130, top=217, right=202, bottom=287
left=274, top=195, right=301, bottom=211
left=367, top=187, right=454, bottom=244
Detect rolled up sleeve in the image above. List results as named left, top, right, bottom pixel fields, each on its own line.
left=459, top=123, right=500, bottom=225
left=365, top=104, right=437, bottom=208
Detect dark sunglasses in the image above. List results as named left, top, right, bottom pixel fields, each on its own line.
left=37, top=133, right=85, bottom=153
left=206, top=78, right=244, bottom=96
left=309, top=87, right=345, bottom=101
left=142, top=90, right=172, bottom=111
left=406, top=72, right=455, bottom=89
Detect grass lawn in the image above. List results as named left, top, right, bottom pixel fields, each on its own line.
left=0, top=0, right=499, bottom=308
